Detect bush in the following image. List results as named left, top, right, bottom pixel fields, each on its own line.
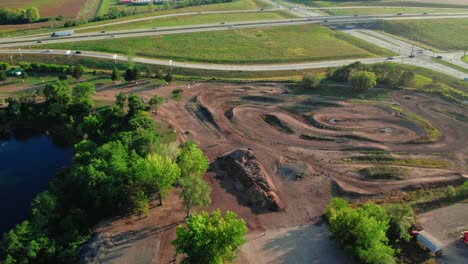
left=348, top=71, right=377, bottom=92
left=0, top=71, right=7, bottom=81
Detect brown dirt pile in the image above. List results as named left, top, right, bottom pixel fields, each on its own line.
left=215, top=148, right=285, bottom=212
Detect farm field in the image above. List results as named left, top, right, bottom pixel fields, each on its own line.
left=374, top=19, right=468, bottom=51
left=97, top=0, right=270, bottom=17
left=323, top=7, right=467, bottom=16
left=0, top=0, right=88, bottom=17
left=38, top=25, right=395, bottom=64
left=77, top=11, right=295, bottom=33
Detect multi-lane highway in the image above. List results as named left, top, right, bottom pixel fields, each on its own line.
left=0, top=1, right=466, bottom=79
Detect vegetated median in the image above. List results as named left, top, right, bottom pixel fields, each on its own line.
left=431, top=57, right=468, bottom=74
left=323, top=7, right=466, bottom=16
left=37, top=24, right=394, bottom=64
left=77, top=11, right=295, bottom=33
left=358, top=165, right=408, bottom=180
left=342, top=152, right=451, bottom=168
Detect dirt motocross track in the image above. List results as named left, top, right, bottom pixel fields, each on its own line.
left=84, top=81, right=467, bottom=263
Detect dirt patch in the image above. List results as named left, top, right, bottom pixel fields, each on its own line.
left=214, top=148, right=285, bottom=213
left=186, top=96, right=220, bottom=134
left=0, top=0, right=88, bottom=18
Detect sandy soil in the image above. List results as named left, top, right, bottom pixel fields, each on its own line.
left=64, top=81, right=467, bottom=263
left=417, top=203, right=468, bottom=264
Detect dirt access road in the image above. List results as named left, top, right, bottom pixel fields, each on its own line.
left=418, top=203, right=468, bottom=264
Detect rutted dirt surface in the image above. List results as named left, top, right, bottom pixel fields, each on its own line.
left=76, top=81, right=467, bottom=263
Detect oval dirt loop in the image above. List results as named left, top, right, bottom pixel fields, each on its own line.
left=89, top=82, right=468, bottom=263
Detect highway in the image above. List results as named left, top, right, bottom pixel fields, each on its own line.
left=1, top=13, right=468, bottom=48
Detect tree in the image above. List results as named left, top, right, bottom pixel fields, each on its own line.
left=179, top=175, right=211, bottom=217
left=43, top=80, right=72, bottom=105
left=149, top=95, right=164, bottom=112
left=172, top=209, right=247, bottom=264
left=446, top=185, right=456, bottom=197
left=348, top=71, right=377, bottom=92
left=384, top=204, right=414, bottom=242
left=73, top=82, right=95, bottom=109
left=111, top=66, right=121, bottom=83
left=177, top=142, right=209, bottom=178
left=127, top=94, right=144, bottom=116
left=25, top=7, right=40, bottom=22
left=124, top=66, right=139, bottom=82
left=0, top=71, right=7, bottom=81
left=164, top=72, right=173, bottom=83
left=299, top=74, right=321, bottom=89
left=21, top=71, right=28, bottom=79
left=71, top=65, right=85, bottom=80
left=115, top=92, right=126, bottom=110
left=398, top=71, right=415, bottom=86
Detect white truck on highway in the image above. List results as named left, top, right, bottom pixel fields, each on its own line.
left=51, top=30, right=74, bottom=37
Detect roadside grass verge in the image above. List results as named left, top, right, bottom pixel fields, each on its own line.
left=292, top=0, right=468, bottom=8
left=37, top=25, right=390, bottom=64
left=431, top=58, right=468, bottom=74
left=373, top=19, right=468, bottom=51
left=334, top=31, right=397, bottom=57
left=358, top=166, right=408, bottom=180
left=342, top=154, right=451, bottom=168
left=77, top=11, right=295, bottom=33
left=323, top=7, right=466, bottom=16
left=463, top=55, right=468, bottom=63
left=402, top=65, right=468, bottom=104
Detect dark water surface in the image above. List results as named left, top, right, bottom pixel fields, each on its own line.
left=0, top=134, right=72, bottom=234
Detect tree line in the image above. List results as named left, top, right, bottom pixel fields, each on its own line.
left=0, top=76, right=233, bottom=262
left=0, top=7, right=40, bottom=25
left=299, top=62, right=415, bottom=92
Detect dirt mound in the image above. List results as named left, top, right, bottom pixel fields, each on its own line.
left=215, top=149, right=285, bottom=212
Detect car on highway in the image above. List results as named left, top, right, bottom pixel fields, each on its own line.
left=436, top=55, right=443, bottom=59
left=37, top=40, right=42, bottom=43
left=408, top=55, right=415, bottom=58
left=423, top=12, right=428, bottom=15
left=75, top=51, right=82, bottom=54
left=110, top=35, right=116, bottom=38
left=101, top=31, right=106, bottom=33
left=464, top=77, right=468, bottom=81
left=397, top=13, right=402, bottom=15
left=387, top=57, right=394, bottom=60
left=45, top=49, right=52, bottom=52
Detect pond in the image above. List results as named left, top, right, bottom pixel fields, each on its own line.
left=0, top=134, right=72, bottom=234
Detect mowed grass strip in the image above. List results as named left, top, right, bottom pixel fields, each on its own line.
left=78, top=11, right=295, bottom=33
left=375, top=19, right=468, bottom=50
left=39, top=25, right=390, bottom=64
left=324, top=7, right=467, bottom=16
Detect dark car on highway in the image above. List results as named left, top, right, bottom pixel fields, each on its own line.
left=75, top=51, right=82, bottom=54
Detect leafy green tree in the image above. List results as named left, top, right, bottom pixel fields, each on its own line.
left=172, top=209, right=247, bottom=264
left=124, top=66, right=140, bottom=82
left=78, top=114, right=103, bottom=140
left=383, top=204, right=414, bottom=242
left=0, top=71, right=7, bottom=81
left=164, top=72, right=173, bottom=83
left=31, top=191, right=57, bottom=230
left=398, top=71, right=415, bottom=86
left=115, top=92, right=126, bottom=110
left=179, top=175, right=212, bottom=217
left=73, top=82, right=95, bottom=109
left=127, top=94, right=144, bottom=116
left=326, top=198, right=395, bottom=264
left=149, top=95, right=164, bottom=112
left=71, top=65, right=85, bottom=80
left=111, top=66, right=121, bottom=83
left=25, top=7, right=40, bottom=22
left=446, top=185, right=456, bottom=197
left=177, top=142, right=209, bottom=178
left=348, top=71, right=377, bottom=92
left=43, top=80, right=72, bottom=105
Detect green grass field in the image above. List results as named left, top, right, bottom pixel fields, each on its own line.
left=431, top=58, right=468, bottom=74
left=38, top=25, right=394, bottom=64
left=288, top=0, right=468, bottom=8
left=97, top=0, right=270, bottom=17
left=77, top=11, right=295, bottom=33
left=374, top=19, right=468, bottom=51
left=463, top=55, right=468, bottom=63
left=323, top=7, right=467, bottom=16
